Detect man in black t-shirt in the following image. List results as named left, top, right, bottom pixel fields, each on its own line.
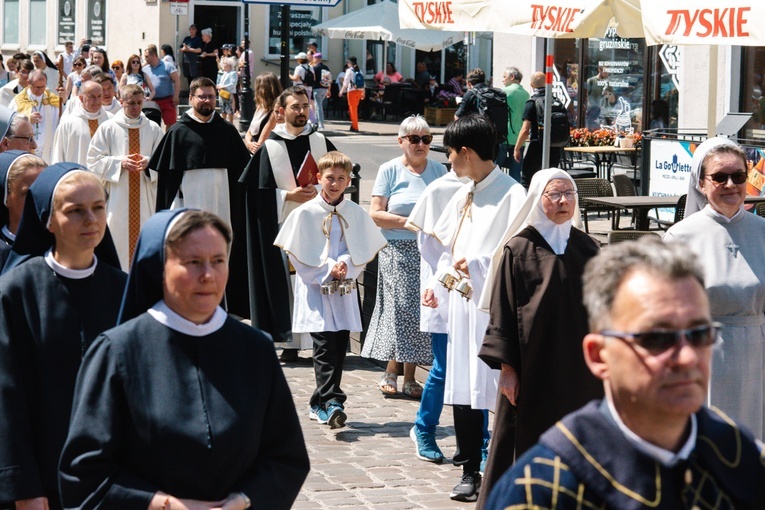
left=179, top=25, right=202, bottom=87
left=514, top=71, right=561, bottom=187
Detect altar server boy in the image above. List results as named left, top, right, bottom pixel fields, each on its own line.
left=275, top=151, right=386, bottom=429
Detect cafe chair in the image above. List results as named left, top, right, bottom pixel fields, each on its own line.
left=756, top=201, right=765, bottom=218
left=575, top=177, right=615, bottom=234
left=607, top=230, right=662, bottom=245
left=649, top=194, right=686, bottom=230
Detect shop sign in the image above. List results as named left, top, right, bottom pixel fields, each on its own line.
left=88, top=0, right=105, bottom=46
left=58, top=0, right=76, bottom=45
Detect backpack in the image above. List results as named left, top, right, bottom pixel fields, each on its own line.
left=473, top=87, right=509, bottom=144
left=319, top=68, right=332, bottom=88
left=534, top=96, right=570, bottom=147
left=354, top=70, right=365, bottom=89
left=301, top=64, right=316, bottom=88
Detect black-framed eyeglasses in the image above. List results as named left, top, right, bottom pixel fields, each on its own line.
left=402, top=134, right=433, bottom=145
left=192, top=94, right=216, bottom=101
left=543, top=190, right=577, bottom=202
left=8, top=135, right=35, bottom=144
left=706, top=171, right=747, bottom=185
left=601, top=322, right=721, bottom=355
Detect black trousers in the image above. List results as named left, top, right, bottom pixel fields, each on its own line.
left=521, top=141, right=561, bottom=188
left=453, top=404, right=486, bottom=473
left=310, top=330, right=350, bottom=408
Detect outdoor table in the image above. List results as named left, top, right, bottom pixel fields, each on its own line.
left=565, top=146, right=637, bottom=180
left=583, top=195, right=765, bottom=231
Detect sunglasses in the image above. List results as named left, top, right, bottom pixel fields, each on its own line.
left=601, top=322, right=721, bottom=355
left=73, top=63, right=84, bottom=67
left=706, top=171, right=747, bottom=185
left=403, top=135, right=433, bottom=145
left=131, top=60, right=141, bottom=64
left=111, top=66, right=121, bottom=70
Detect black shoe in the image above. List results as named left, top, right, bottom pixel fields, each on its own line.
left=279, top=349, right=299, bottom=362
left=349, top=127, right=359, bottom=132
left=449, top=471, right=481, bottom=502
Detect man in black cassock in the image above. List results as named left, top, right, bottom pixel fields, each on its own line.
left=148, top=77, right=251, bottom=318
left=239, top=86, right=335, bottom=353
left=485, top=240, right=765, bottom=510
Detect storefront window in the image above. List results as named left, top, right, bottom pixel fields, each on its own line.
left=552, top=39, right=580, bottom=130
left=644, top=45, right=679, bottom=131
left=267, top=6, right=321, bottom=58
left=3, top=0, right=19, bottom=45
left=582, top=28, right=645, bottom=133
left=741, top=46, right=765, bottom=139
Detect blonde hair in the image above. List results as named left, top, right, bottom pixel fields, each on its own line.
left=317, top=151, right=352, bottom=176
left=7, top=154, right=45, bottom=193
left=52, top=171, right=106, bottom=211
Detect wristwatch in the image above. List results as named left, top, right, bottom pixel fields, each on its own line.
left=239, top=492, right=251, bottom=509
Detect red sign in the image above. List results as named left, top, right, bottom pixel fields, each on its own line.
left=665, top=8, right=751, bottom=38
left=411, top=1, right=455, bottom=25
left=529, top=4, right=581, bottom=32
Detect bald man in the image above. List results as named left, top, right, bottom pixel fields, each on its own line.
left=51, top=80, right=112, bottom=165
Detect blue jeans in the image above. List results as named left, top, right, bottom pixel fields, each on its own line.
left=415, top=333, right=490, bottom=441
left=313, top=87, right=328, bottom=127
left=496, top=143, right=522, bottom=183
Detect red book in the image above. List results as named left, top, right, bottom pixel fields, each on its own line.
left=296, top=151, right=319, bottom=188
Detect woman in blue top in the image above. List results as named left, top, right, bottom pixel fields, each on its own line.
left=362, top=115, right=447, bottom=398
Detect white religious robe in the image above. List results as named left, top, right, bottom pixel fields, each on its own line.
left=0, top=80, right=20, bottom=108
left=275, top=195, right=386, bottom=333
left=102, top=98, right=122, bottom=116
left=87, top=110, right=164, bottom=270
left=431, top=167, right=526, bottom=411
left=165, top=110, right=232, bottom=227
left=406, top=171, right=466, bottom=333
left=51, top=103, right=111, bottom=166
left=9, top=88, right=61, bottom=164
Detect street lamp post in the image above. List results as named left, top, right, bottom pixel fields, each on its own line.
left=239, top=6, right=255, bottom=131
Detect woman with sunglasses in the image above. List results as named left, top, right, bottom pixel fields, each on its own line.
left=665, top=138, right=765, bottom=440
left=120, top=54, right=156, bottom=101
left=65, top=56, right=87, bottom=100
left=362, top=115, right=446, bottom=399
left=475, top=168, right=603, bottom=507
left=110, top=59, right=124, bottom=85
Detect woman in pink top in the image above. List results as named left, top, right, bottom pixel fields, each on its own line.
left=374, top=62, right=403, bottom=89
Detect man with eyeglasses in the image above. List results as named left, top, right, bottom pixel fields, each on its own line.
left=240, top=85, right=337, bottom=360
left=87, top=83, right=163, bottom=270
left=51, top=79, right=110, bottom=166
left=485, top=239, right=765, bottom=510
left=9, top=70, right=60, bottom=163
left=0, top=113, right=37, bottom=155
left=148, top=77, right=251, bottom=317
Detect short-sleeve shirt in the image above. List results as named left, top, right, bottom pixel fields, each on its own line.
left=522, top=93, right=544, bottom=142
left=372, top=157, right=447, bottom=240
left=144, top=61, right=176, bottom=99
left=182, top=35, right=202, bottom=64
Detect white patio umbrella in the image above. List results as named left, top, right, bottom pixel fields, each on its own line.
left=399, top=0, right=765, bottom=165
left=312, top=0, right=461, bottom=52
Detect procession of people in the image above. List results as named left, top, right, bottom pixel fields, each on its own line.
left=0, top=39, right=763, bottom=510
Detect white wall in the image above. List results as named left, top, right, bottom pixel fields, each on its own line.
left=492, top=33, right=537, bottom=89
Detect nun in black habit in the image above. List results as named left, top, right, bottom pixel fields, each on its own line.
left=0, top=150, right=45, bottom=266
left=59, top=209, right=310, bottom=510
left=0, top=164, right=125, bottom=509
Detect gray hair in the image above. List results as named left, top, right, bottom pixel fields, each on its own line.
left=398, top=114, right=430, bottom=137
left=83, top=65, right=104, bottom=79
left=7, top=114, right=30, bottom=136
left=202, top=28, right=213, bottom=37
left=28, top=69, right=46, bottom=83
left=582, top=238, right=705, bottom=331
left=505, top=67, right=523, bottom=82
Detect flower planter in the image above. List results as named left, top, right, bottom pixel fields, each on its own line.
left=424, top=107, right=457, bottom=127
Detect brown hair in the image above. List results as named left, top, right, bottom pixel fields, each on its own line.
left=145, top=44, right=159, bottom=58
left=317, top=151, right=352, bottom=176
left=165, top=210, right=232, bottom=252
left=254, top=72, right=283, bottom=111
left=278, top=86, right=308, bottom=108
left=700, top=144, right=748, bottom=180
left=190, top=77, right=216, bottom=96
left=120, top=83, right=144, bottom=99
left=126, top=54, right=142, bottom=71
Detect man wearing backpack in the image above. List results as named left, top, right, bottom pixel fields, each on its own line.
left=514, top=72, right=565, bottom=187
left=454, top=69, right=509, bottom=170
left=501, top=67, right=530, bottom=183
left=311, top=52, right=331, bottom=130
left=290, top=52, right=317, bottom=123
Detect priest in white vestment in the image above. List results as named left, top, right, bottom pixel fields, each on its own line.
left=51, top=80, right=111, bottom=166
left=94, top=74, right=122, bottom=116
left=9, top=71, right=60, bottom=163
left=87, top=84, right=163, bottom=270
left=427, top=115, right=526, bottom=502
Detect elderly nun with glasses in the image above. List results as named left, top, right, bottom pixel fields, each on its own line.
left=665, top=137, right=765, bottom=440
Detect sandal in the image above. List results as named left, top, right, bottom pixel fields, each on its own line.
left=379, top=372, right=398, bottom=395
left=403, top=380, right=423, bottom=400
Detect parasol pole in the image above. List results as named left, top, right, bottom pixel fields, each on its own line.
left=542, top=39, right=554, bottom=169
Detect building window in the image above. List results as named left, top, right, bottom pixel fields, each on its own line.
left=267, top=5, right=321, bottom=58
left=30, top=0, right=47, bottom=46
left=741, top=46, right=765, bottom=139
left=3, top=0, right=20, bottom=45
left=582, top=29, right=645, bottom=133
